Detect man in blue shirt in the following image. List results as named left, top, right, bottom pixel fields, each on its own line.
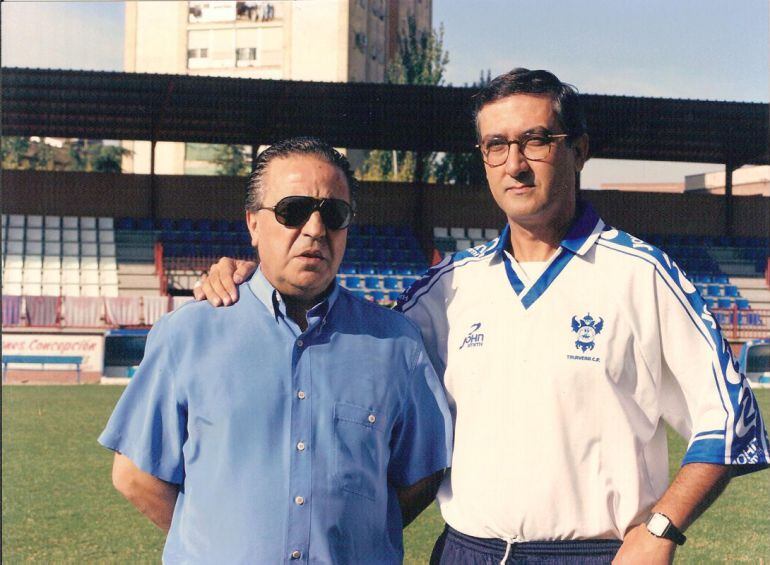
left=99, top=137, right=453, bottom=563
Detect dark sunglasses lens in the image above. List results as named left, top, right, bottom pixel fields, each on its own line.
left=275, top=197, right=315, bottom=227
left=320, top=200, right=353, bottom=230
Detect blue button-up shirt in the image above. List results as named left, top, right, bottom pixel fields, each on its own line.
left=99, top=269, right=452, bottom=564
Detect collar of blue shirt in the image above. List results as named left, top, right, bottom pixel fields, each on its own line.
left=248, top=266, right=340, bottom=325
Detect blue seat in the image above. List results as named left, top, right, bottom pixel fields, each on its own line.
left=137, top=218, right=155, bottom=231
left=369, top=290, right=385, bottom=302
left=352, top=289, right=367, bottom=300
left=402, top=277, right=418, bottom=288
left=156, top=218, right=174, bottom=231
left=116, top=217, right=135, bottom=230
left=196, top=219, right=212, bottom=232
left=379, top=267, right=396, bottom=276
left=713, top=274, right=729, bottom=284
left=177, top=219, right=194, bottom=231
left=706, top=284, right=722, bottom=297
left=213, top=219, right=230, bottom=232
left=339, top=264, right=357, bottom=275
left=723, top=285, right=738, bottom=297
left=364, top=276, right=381, bottom=289
left=388, top=291, right=402, bottom=301
left=717, top=298, right=732, bottom=309
left=345, top=248, right=362, bottom=261
left=736, top=298, right=750, bottom=310
left=359, top=264, right=378, bottom=275
left=383, top=277, right=400, bottom=290
left=362, top=225, right=378, bottom=236
left=345, top=276, right=362, bottom=289
left=198, top=243, right=214, bottom=257
left=397, top=266, right=415, bottom=276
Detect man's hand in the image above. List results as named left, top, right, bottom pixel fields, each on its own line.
left=111, top=453, right=179, bottom=532
left=612, top=523, right=675, bottom=564
left=192, top=257, right=257, bottom=306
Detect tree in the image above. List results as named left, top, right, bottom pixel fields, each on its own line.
left=358, top=17, right=449, bottom=182
left=213, top=144, right=251, bottom=176
left=1, top=137, right=130, bottom=172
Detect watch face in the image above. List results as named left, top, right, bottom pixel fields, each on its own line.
left=647, top=513, right=669, bottom=536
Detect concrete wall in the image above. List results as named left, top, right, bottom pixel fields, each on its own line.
left=3, top=170, right=769, bottom=238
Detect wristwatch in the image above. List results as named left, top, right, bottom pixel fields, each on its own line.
left=645, top=512, right=687, bottom=545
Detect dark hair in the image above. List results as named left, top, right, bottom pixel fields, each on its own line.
left=472, top=68, right=587, bottom=142
left=245, top=136, right=358, bottom=212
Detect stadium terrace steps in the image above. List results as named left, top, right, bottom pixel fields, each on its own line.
left=118, top=263, right=161, bottom=297
left=731, top=277, right=770, bottom=308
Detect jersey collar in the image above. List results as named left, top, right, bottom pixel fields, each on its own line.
left=495, top=201, right=606, bottom=309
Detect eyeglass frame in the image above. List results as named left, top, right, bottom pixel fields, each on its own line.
left=475, top=133, right=571, bottom=167
left=257, top=195, right=356, bottom=230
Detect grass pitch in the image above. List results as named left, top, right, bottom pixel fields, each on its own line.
left=2, top=386, right=769, bottom=563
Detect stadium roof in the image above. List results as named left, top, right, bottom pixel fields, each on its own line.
left=3, top=67, right=768, bottom=166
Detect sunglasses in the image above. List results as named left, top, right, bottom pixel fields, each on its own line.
left=258, top=196, right=355, bottom=230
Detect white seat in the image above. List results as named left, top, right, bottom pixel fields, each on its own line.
left=101, top=284, right=119, bottom=297
left=24, top=256, right=42, bottom=269
left=6, top=241, right=23, bottom=254
left=2, top=282, right=22, bottom=295
left=467, top=227, right=483, bottom=240
left=3, top=268, right=23, bottom=283
left=80, top=285, right=100, bottom=297
left=62, top=229, right=79, bottom=242
left=43, top=256, right=61, bottom=270
left=42, top=270, right=61, bottom=284
left=7, top=227, right=24, bottom=240
left=98, top=217, right=114, bottom=229
left=5, top=254, right=23, bottom=269
left=62, top=256, right=79, bottom=270
left=81, top=243, right=98, bottom=256
left=99, top=243, right=116, bottom=256
left=433, top=226, right=449, bottom=238
left=61, top=284, right=81, bottom=297
left=26, top=215, right=43, bottom=228
left=455, top=239, right=472, bottom=250
left=98, top=230, right=115, bottom=243
left=100, top=257, right=117, bottom=271
left=81, top=270, right=99, bottom=284
left=62, top=242, right=79, bottom=256
left=44, top=242, right=61, bottom=256
left=80, top=217, right=97, bottom=229
left=44, top=228, right=61, bottom=242
left=450, top=227, right=466, bottom=239
left=80, top=229, right=97, bottom=243
left=1, top=214, right=7, bottom=227
left=42, top=284, right=61, bottom=296
left=483, top=228, right=500, bottom=239
left=62, top=216, right=79, bottom=229
left=25, top=241, right=43, bottom=255
left=9, top=214, right=25, bottom=228
left=81, top=256, right=99, bottom=270
left=45, top=215, right=61, bottom=228
left=100, top=270, right=119, bottom=285
left=26, top=226, right=43, bottom=241
left=23, top=269, right=43, bottom=283
left=61, top=270, right=80, bottom=284
left=22, top=283, right=42, bottom=296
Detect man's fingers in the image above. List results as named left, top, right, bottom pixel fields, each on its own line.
left=233, top=260, right=258, bottom=285
left=192, top=274, right=207, bottom=301
left=214, top=257, right=240, bottom=303
left=207, top=263, right=235, bottom=306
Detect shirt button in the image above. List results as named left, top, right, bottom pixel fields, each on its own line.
left=297, top=390, right=306, bottom=400
left=368, top=414, right=376, bottom=424
left=295, top=495, right=305, bottom=505
left=297, top=339, right=304, bottom=347
left=291, top=550, right=301, bottom=559
left=296, top=441, right=305, bottom=451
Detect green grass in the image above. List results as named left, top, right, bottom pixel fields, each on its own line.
left=3, top=386, right=769, bottom=563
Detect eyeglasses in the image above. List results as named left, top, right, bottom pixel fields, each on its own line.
left=476, top=133, right=570, bottom=167
left=258, top=196, right=355, bottom=230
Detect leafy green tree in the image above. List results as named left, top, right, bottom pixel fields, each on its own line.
left=213, top=144, right=251, bottom=176
left=2, top=136, right=31, bottom=169
left=1, top=137, right=130, bottom=172
left=358, top=17, right=448, bottom=182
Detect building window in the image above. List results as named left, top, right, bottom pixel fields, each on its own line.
left=236, top=47, right=258, bottom=66
left=354, top=32, right=368, bottom=53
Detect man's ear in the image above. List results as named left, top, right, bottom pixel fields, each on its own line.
left=572, top=134, right=589, bottom=172
left=246, top=210, right=259, bottom=248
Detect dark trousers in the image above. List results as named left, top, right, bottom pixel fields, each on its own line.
left=430, top=525, right=622, bottom=565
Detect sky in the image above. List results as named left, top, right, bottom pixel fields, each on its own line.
left=2, top=0, right=768, bottom=187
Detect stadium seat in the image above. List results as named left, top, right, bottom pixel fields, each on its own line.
left=80, top=230, right=97, bottom=243
left=388, top=291, right=401, bottom=301
left=8, top=214, right=25, bottom=228
left=736, top=298, right=750, bottom=310
left=450, top=227, right=466, bottom=239
left=80, top=217, right=97, bottom=229
left=369, top=291, right=385, bottom=302
left=364, top=276, right=381, bottom=289
left=62, top=216, right=79, bottom=229
left=483, top=228, right=500, bottom=239
left=344, top=276, right=362, bottom=289
left=339, top=265, right=357, bottom=275
left=26, top=226, right=43, bottom=241
left=467, top=227, right=483, bottom=240
left=98, top=217, right=114, bottom=230
left=7, top=241, right=24, bottom=254
left=433, top=227, right=449, bottom=238
left=8, top=227, right=24, bottom=240
left=45, top=228, right=61, bottom=242
left=25, top=241, right=43, bottom=255
left=99, top=230, right=115, bottom=243
left=62, top=229, right=79, bottom=242
left=383, top=277, right=400, bottom=290
left=81, top=256, right=99, bottom=270
left=455, top=239, right=471, bottom=251
left=27, top=215, right=43, bottom=228
left=717, top=298, right=732, bottom=309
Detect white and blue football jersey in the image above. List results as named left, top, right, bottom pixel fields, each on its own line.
left=397, top=202, right=769, bottom=542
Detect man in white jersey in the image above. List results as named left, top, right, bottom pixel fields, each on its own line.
left=195, top=69, right=769, bottom=564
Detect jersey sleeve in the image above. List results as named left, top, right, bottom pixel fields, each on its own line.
left=395, top=259, right=452, bottom=377
left=98, top=316, right=188, bottom=484
left=387, top=346, right=453, bottom=488
left=653, top=259, right=769, bottom=475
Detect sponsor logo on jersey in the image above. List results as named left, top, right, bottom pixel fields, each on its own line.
left=571, top=313, right=604, bottom=352
left=459, top=322, right=485, bottom=350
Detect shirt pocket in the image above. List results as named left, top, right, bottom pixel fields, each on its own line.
left=334, top=402, right=386, bottom=501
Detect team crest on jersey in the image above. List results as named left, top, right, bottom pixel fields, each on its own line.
left=571, top=314, right=604, bottom=352
left=459, top=322, right=485, bottom=349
